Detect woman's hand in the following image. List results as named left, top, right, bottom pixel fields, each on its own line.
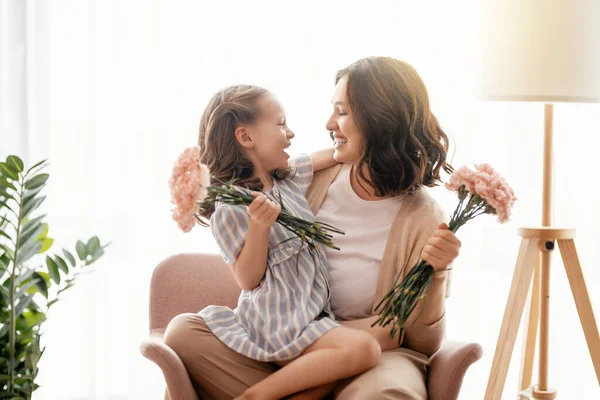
left=421, top=223, right=461, bottom=271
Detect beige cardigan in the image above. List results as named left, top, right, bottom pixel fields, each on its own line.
left=305, top=164, right=450, bottom=356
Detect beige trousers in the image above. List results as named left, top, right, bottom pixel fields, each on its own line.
left=163, top=313, right=429, bottom=400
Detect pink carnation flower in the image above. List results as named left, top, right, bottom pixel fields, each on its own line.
left=169, top=145, right=211, bottom=232
left=446, top=163, right=516, bottom=223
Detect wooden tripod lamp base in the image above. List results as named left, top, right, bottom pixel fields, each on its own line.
left=477, top=0, right=600, bottom=396
left=484, top=227, right=600, bottom=400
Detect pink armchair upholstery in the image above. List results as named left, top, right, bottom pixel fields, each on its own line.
left=140, top=253, right=482, bottom=400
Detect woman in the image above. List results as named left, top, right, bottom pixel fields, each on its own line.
left=164, top=56, right=461, bottom=399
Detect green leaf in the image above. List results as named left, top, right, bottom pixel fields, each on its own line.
left=0, top=252, right=9, bottom=263
left=0, top=213, right=14, bottom=228
left=36, top=271, right=50, bottom=283
left=31, top=272, right=48, bottom=298
left=0, top=176, right=17, bottom=191
left=24, top=174, right=49, bottom=190
left=22, top=183, right=45, bottom=202
left=86, top=236, right=100, bottom=255
left=21, top=215, right=45, bottom=238
left=0, top=187, right=15, bottom=202
left=15, top=239, right=42, bottom=266
left=22, top=311, right=45, bottom=331
left=62, top=249, right=76, bottom=266
left=13, top=377, right=29, bottom=385
left=25, top=158, right=48, bottom=175
left=0, top=229, right=12, bottom=242
left=40, top=237, right=53, bottom=253
left=46, top=256, right=60, bottom=284
left=15, top=280, right=40, bottom=301
left=22, top=185, right=46, bottom=207
left=0, top=199, right=14, bottom=213
left=0, top=162, right=18, bottom=180
left=0, top=244, right=14, bottom=259
left=0, top=324, right=8, bottom=339
left=0, top=256, right=7, bottom=271
left=20, top=196, right=45, bottom=222
left=36, top=222, right=48, bottom=240
left=15, top=269, right=35, bottom=286
left=14, top=294, right=34, bottom=316
left=46, top=298, right=60, bottom=307
left=26, top=297, right=41, bottom=312
left=19, top=223, right=45, bottom=250
left=6, top=155, right=24, bottom=173
left=55, top=255, right=69, bottom=274
left=76, top=240, right=86, bottom=260
left=89, top=247, right=105, bottom=264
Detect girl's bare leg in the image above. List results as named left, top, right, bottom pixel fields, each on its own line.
left=234, top=327, right=381, bottom=400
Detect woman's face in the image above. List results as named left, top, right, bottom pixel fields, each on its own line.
left=325, top=76, right=363, bottom=165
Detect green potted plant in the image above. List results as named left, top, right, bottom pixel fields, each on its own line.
left=0, top=155, right=107, bottom=398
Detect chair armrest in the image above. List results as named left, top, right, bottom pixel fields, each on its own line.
left=427, top=340, right=483, bottom=400
left=140, top=335, right=200, bottom=400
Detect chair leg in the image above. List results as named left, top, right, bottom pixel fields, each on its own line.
left=558, top=239, right=600, bottom=385
left=485, top=238, right=539, bottom=400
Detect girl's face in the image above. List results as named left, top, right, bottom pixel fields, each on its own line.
left=247, top=93, right=295, bottom=173
left=325, top=76, right=363, bottom=165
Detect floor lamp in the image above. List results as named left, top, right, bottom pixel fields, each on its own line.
left=477, top=1, right=600, bottom=399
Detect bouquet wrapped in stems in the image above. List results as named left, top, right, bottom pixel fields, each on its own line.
left=372, top=163, right=516, bottom=342
left=168, top=146, right=344, bottom=250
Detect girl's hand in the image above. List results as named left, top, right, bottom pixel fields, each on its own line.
left=248, top=192, right=281, bottom=229
left=421, top=223, right=461, bottom=271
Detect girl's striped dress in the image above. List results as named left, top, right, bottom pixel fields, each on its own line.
left=199, top=154, right=339, bottom=362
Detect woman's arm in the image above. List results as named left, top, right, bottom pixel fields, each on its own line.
left=343, top=224, right=458, bottom=355
left=309, top=148, right=337, bottom=172
left=400, top=223, right=458, bottom=356
left=415, top=223, right=458, bottom=324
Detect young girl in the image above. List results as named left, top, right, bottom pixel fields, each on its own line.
left=196, top=84, right=381, bottom=400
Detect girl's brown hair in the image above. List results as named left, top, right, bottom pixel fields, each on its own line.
left=336, top=57, right=453, bottom=196
left=197, top=84, right=289, bottom=221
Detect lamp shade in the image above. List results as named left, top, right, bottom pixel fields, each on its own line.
left=477, top=0, right=600, bottom=103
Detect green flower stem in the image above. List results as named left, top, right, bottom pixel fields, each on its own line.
left=202, top=181, right=344, bottom=250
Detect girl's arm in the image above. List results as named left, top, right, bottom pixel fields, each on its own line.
left=310, top=148, right=338, bottom=172
left=231, top=194, right=281, bottom=290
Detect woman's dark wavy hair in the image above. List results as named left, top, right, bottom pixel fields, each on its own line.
left=335, top=57, right=453, bottom=196
left=197, top=84, right=289, bottom=222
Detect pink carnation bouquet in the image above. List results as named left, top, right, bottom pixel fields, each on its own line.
left=373, top=164, right=516, bottom=341
left=169, top=145, right=344, bottom=249
left=168, top=146, right=210, bottom=232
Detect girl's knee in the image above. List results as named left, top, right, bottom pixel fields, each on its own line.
left=343, top=333, right=381, bottom=370
left=359, top=335, right=382, bottom=368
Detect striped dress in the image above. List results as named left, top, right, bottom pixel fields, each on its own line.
left=199, top=154, right=340, bottom=362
